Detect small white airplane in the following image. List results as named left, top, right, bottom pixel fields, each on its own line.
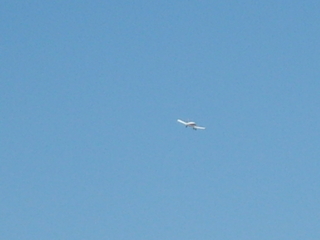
left=177, top=119, right=205, bottom=130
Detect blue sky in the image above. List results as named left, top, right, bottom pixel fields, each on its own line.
left=1, top=1, right=320, bottom=239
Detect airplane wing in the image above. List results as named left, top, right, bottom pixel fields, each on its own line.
left=194, top=126, right=205, bottom=130
left=177, top=119, right=188, bottom=125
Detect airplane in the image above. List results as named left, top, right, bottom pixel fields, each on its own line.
left=177, top=119, right=205, bottom=130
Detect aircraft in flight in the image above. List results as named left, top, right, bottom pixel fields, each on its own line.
left=177, top=119, right=205, bottom=130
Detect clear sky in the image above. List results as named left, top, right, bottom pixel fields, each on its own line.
left=1, top=1, right=320, bottom=239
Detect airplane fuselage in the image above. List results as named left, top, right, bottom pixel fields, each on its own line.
left=185, top=122, right=196, bottom=128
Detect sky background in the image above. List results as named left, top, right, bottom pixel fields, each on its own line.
left=1, top=1, right=320, bottom=239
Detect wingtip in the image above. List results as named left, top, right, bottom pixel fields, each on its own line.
left=177, top=119, right=187, bottom=125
